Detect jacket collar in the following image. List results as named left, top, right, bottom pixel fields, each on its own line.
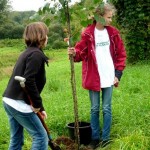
left=83, top=22, right=119, bottom=38
left=26, top=47, right=49, bottom=66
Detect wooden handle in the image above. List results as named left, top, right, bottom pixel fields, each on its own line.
left=37, top=112, right=51, bottom=136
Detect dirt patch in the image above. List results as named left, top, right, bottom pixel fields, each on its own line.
left=54, top=136, right=92, bottom=150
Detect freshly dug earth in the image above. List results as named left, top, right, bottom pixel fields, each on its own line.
left=54, top=136, right=92, bottom=150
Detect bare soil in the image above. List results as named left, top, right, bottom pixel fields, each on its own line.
left=55, top=136, right=92, bottom=150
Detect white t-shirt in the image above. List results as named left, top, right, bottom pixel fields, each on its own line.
left=3, top=97, right=33, bottom=113
left=95, top=27, right=115, bottom=88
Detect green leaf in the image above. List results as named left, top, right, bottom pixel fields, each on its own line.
left=80, top=20, right=89, bottom=27
left=44, top=3, right=50, bottom=8
left=94, top=14, right=106, bottom=25
left=94, top=0, right=100, bottom=4
left=54, top=15, right=58, bottom=20
left=42, top=6, right=46, bottom=14
left=59, top=0, right=65, bottom=6
left=99, top=17, right=106, bottom=25
left=42, top=3, right=50, bottom=13
left=45, top=18, right=51, bottom=26
left=50, top=7, right=56, bottom=14
left=38, top=8, right=43, bottom=15
left=89, top=6, right=95, bottom=10
left=87, top=19, right=93, bottom=25
left=79, top=13, right=87, bottom=19
left=99, top=2, right=104, bottom=14
left=138, top=13, right=145, bottom=18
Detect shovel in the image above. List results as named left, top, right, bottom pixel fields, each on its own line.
left=14, top=76, right=61, bottom=150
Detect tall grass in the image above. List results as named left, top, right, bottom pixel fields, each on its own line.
left=0, top=47, right=150, bottom=150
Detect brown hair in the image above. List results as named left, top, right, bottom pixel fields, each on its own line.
left=95, top=3, right=116, bottom=16
left=23, top=22, right=49, bottom=48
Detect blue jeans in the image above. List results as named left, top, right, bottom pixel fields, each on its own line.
left=89, top=86, right=113, bottom=141
left=3, top=102, right=48, bottom=150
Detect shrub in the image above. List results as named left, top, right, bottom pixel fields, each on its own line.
left=52, top=40, right=67, bottom=49
left=111, top=0, right=149, bottom=63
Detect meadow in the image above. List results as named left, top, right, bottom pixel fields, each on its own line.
left=0, top=46, right=150, bottom=150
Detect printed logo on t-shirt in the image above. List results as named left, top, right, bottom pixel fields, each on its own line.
left=96, top=40, right=110, bottom=47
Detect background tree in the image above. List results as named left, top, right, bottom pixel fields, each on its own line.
left=0, top=0, right=10, bottom=24
left=0, top=11, right=35, bottom=39
left=110, top=0, right=150, bottom=63
left=48, top=23, right=67, bottom=49
left=0, top=0, right=102, bottom=44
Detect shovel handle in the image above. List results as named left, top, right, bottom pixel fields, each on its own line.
left=36, top=112, right=51, bottom=137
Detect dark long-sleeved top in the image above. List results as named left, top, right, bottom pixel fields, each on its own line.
left=3, top=47, right=49, bottom=111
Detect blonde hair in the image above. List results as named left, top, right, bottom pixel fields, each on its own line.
left=23, top=22, right=49, bottom=48
left=95, top=3, right=116, bottom=16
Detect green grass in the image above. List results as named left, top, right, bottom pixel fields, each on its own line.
left=0, top=47, right=150, bottom=150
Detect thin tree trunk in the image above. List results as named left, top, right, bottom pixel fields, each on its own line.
left=65, top=1, right=80, bottom=150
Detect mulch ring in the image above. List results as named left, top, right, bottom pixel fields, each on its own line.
left=54, top=136, right=92, bottom=150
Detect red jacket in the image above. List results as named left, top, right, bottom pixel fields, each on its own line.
left=74, top=23, right=126, bottom=91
